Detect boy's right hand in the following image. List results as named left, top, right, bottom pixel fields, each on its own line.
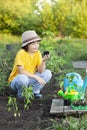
left=34, top=75, right=46, bottom=86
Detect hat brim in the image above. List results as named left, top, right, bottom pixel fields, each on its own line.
left=21, top=37, right=41, bottom=47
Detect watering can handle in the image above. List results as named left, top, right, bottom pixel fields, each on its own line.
left=66, top=72, right=82, bottom=80
left=86, top=68, right=87, bottom=73
left=82, top=75, right=87, bottom=92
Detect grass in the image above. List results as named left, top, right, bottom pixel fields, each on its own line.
left=0, top=33, right=21, bottom=44
left=0, top=33, right=21, bottom=55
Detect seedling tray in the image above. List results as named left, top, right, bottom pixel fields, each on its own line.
left=71, top=105, right=87, bottom=110
left=50, top=99, right=87, bottom=116
left=71, top=100, right=87, bottom=110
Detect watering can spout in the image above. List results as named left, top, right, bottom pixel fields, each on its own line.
left=58, top=90, right=64, bottom=97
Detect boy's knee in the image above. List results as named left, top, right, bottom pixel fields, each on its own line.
left=44, top=69, right=52, bottom=81
left=16, top=74, right=29, bottom=87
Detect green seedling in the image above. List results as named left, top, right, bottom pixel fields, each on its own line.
left=7, top=86, right=34, bottom=117
left=7, top=96, right=20, bottom=118
left=22, top=86, right=34, bottom=110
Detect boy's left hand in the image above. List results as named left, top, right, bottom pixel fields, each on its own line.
left=43, top=54, right=50, bottom=61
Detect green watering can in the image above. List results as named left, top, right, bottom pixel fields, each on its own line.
left=58, top=89, right=82, bottom=101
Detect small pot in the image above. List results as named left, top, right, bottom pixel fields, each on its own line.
left=6, top=44, right=13, bottom=50
left=64, top=99, right=71, bottom=106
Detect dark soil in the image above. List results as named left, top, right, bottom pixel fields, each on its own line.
left=0, top=75, right=61, bottom=130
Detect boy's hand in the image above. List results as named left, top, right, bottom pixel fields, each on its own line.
left=34, top=75, right=46, bottom=86
left=43, top=54, right=50, bottom=62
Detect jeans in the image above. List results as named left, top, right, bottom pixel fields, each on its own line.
left=10, top=69, right=52, bottom=97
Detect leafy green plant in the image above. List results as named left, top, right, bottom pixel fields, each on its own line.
left=47, top=52, right=66, bottom=74
left=44, top=119, right=66, bottom=130
left=44, top=115, right=87, bottom=130
left=22, top=86, right=34, bottom=110
left=7, top=85, right=34, bottom=117
left=7, top=96, right=20, bottom=118
left=0, top=43, right=20, bottom=92
left=40, top=33, right=66, bottom=74
left=7, top=86, right=34, bottom=118
left=65, top=115, right=87, bottom=130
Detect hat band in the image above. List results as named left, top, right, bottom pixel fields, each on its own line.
left=23, top=36, right=39, bottom=43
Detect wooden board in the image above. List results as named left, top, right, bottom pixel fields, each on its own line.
left=50, top=99, right=87, bottom=116
left=72, top=61, right=87, bottom=68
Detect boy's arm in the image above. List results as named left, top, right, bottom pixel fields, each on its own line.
left=37, top=54, right=50, bottom=73
left=17, top=65, right=45, bottom=86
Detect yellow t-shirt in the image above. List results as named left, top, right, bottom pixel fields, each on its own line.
left=8, top=49, right=42, bottom=83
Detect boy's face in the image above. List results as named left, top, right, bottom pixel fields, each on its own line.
left=28, top=41, right=40, bottom=53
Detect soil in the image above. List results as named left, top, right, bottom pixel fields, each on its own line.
left=0, top=74, right=61, bottom=130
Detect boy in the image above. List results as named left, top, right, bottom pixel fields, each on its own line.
left=8, top=30, right=52, bottom=98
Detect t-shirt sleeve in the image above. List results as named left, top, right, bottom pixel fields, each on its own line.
left=15, top=50, right=25, bottom=67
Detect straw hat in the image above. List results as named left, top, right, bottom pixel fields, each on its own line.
left=21, top=30, right=41, bottom=47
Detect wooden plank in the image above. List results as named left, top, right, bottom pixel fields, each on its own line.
left=50, top=99, right=87, bottom=116
left=50, top=99, right=69, bottom=115
left=50, top=99, right=64, bottom=115
left=72, top=61, right=87, bottom=68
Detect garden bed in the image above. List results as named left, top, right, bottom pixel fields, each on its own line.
left=0, top=76, right=60, bottom=130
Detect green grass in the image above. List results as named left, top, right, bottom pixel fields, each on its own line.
left=0, top=33, right=21, bottom=55
left=55, top=38, right=87, bottom=75
left=0, top=33, right=21, bottom=44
